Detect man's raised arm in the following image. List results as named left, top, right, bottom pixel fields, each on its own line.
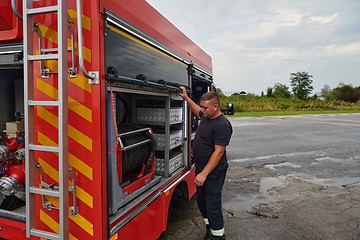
left=179, top=86, right=201, bottom=118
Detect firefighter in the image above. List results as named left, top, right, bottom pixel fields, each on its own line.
left=180, top=86, right=233, bottom=240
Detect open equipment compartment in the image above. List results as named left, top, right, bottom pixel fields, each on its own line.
left=0, top=45, right=26, bottom=219
left=106, top=85, right=188, bottom=216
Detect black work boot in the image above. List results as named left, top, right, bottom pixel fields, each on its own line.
left=203, top=225, right=211, bottom=240
left=210, top=234, right=226, bottom=240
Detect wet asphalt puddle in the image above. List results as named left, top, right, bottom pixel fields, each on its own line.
left=224, top=145, right=360, bottom=219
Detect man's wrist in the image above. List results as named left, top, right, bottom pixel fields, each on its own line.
left=200, top=170, right=209, bottom=177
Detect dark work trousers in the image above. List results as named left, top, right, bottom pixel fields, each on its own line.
left=196, top=168, right=227, bottom=231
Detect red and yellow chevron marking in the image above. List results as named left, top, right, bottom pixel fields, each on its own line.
left=37, top=106, right=92, bottom=152
left=37, top=134, right=94, bottom=237
left=36, top=77, right=92, bottom=122
left=38, top=24, right=91, bottom=62
left=68, top=10, right=91, bottom=31
left=38, top=132, right=93, bottom=188
left=37, top=23, right=92, bottom=93
left=40, top=210, right=78, bottom=240
left=31, top=3, right=103, bottom=239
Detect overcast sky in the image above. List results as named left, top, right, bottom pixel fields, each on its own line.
left=147, top=0, right=360, bottom=95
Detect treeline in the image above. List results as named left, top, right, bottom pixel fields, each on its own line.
left=218, top=83, right=360, bottom=112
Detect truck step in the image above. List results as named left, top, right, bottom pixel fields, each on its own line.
left=30, top=228, right=60, bottom=240
left=26, top=6, right=58, bottom=15
left=27, top=54, right=59, bottom=61
left=28, top=100, right=59, bottom=107
left=29, top=186, right=60, bottom=197
left=28, top=144, right=59, bottom=153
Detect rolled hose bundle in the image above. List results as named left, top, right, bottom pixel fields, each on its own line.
left=118, top=124, right=156, bottom=175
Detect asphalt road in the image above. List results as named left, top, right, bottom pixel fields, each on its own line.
left=160, top=113, right=360, bottom=240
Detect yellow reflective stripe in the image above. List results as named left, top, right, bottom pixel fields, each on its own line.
left=38, top=155, right=93, bottom=209
left=210, top=228, right=225, bottom=237
left=37, top=106, right=57, bottom=128
left=37, top=107, right=92, bottom=151
left=36, top=78, right=92, bottom=122
left=38, top=157, right=58, bottom=180
left=68, top=73, right=92, bottom=94
left=40, top=209, right=77, bottom=240
left=38, top=24, right=91, bottom=63
left=37, top=132, right=93, bottom=181
left=70, top=213, right=94, bottom=236
left=68, top=125, right=92, bottom=151
left=74, top=41, right=92, bottom=63
left=47, top=198, right=94, bottom=236
left=45, top=197, right=93, bottom=236
left=38, top=131, right=56, bottom=147
left=110, top=233, right=118, bottom=240
left=204, top=218, right=209, bottom=225
left=41, top=60, right=92, bottom=93
left=68, top=10, right=91, bottom=31
left=69, top=97, right=93, bottom=122
left=75, top=185, right=93, bottom=209
left=69, top=153, right=93, bottom=180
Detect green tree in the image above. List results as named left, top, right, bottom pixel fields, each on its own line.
left=320, top=84, right=333, bottom=100
left=290, top=71, right=314, bottom=100
left=273, top=83, right=291, bottom=98
left=216, top=88, right=225, bottom=97
left=332, top=83, right=360, bottom=103
left=266, top=87, right=273, bottom=97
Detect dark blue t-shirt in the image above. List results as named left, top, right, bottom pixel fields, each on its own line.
left=193, top=112, right=233, bottom=171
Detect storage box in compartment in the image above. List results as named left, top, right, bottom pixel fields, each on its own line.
left=3, top=121, right=24, bottom=138
left=154, top=152, right=183, bottom=176
left=153, top=130, right=183, bottom=150
left=6, top=121, right=24, bottom=131
left=136, top=108, right=183, bottom=125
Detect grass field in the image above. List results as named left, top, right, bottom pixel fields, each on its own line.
left=230, top=109, right=360, bottom=117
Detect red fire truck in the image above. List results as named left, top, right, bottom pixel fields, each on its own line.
left=0, top=0, right=214, bottom=239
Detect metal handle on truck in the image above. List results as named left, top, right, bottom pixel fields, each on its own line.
left=76, top=0, right=98, bottom=84
left=11, top=0, right=23, bottom=20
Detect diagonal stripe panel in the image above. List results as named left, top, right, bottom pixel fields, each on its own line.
left=40, top=210, right=77, bottom=240
left=36, top=78, right=92, bottom=122
left=37, top=107, right=93, bottom=151
left=44, top=196, right=94, bottom=236
left=68, top=153, right=93, bottom=180
left=38, top=157, right=93, bottom=209
left=38, top=24, right=91, bottom=62
left=42, top=59, right=92, bottom=93
left=68, top=10, right=91, bottom=31
left=38, top=132, right=93, bottom=181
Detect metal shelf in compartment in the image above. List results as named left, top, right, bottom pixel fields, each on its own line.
left=154, top=151, right=183, bottom=176
left=136, top=107, right=183, bottom=125
left=153, top=130, right=183, bottom=150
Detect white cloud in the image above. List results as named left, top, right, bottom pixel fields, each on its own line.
left=323, top=42, right=360, bottom=56
left=147, top=0, right=360, bottom=94
left=309, top=13, right=338, bottom=24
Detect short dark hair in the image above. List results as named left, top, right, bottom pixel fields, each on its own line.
left=201, top=91, right=220, bottom=105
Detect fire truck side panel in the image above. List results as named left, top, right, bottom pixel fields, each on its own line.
left=0, top=0, right=212, bottom=239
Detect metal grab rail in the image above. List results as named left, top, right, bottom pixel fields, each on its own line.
left=117, top=127, right=153, bottom=151
left=76, top=0, right=97, bottom=82
left=11, top=0, right=23, bottom=21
